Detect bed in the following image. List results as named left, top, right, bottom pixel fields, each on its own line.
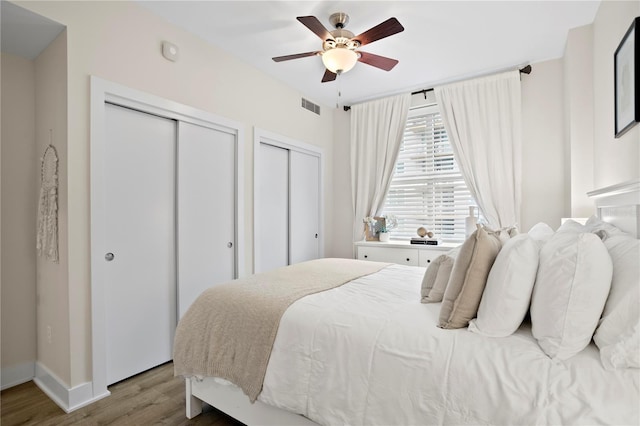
left=175, top=180, right=640, bottom=426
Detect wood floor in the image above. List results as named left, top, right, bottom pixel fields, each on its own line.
left=0, top=362, right=244, bottom=426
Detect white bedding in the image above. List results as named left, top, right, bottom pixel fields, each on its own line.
left=258, top=264, right=640, bottom=426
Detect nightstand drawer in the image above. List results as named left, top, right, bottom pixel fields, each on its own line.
left=355, top=241, right=459, bottom=268
left=357, top=246, right=419, bottom=266
left=418, top=249, right=448, bottom=266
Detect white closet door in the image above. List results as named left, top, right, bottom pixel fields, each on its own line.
left=255, top=143, right=289, bottom=273
left=177, top=122, right=236, bottom=318
left=289, top=150, right=320, bottom=264
left=104, top=103, right=176, bottom=385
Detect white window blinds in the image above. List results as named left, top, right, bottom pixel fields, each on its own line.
left=383, top=104, right=476, bottom=242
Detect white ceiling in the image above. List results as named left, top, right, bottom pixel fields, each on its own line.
left=1, top=1, right=65, bottom=60
left=2, top=1, right=601, bottom=108
left=138, top=1, right=600, bottom=108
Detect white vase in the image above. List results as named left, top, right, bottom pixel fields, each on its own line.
left=379, top=232, right=390, bottom=242
left=465, top=206, right=477, bottom=238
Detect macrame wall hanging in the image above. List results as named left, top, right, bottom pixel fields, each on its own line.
left=37, top=131, right=59, bottom=263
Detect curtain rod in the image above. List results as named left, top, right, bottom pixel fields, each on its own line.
left=342, top=65, right=532, bottom=112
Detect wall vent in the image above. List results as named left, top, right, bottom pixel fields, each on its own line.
left=301, top=98, right=320, bottom=115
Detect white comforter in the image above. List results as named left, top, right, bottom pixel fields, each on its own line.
left=258, top=264, right=640, bottom=426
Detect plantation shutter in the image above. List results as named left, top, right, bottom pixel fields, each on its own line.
left=383, top=105, right=476, bottom=242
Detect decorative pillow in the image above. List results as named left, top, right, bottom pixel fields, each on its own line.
left=420, top=257, right=441, bottom=300
left=421, top=255, right=454, bottom=303
left=593, top=235, right=640, bottom=369
left=469, top=234, right=539, bottom=337
left=527, top=222, right=555, bottom=244
left=438, top=225, right=502, bottom=329
left=531, top=232, right=613, bottom=360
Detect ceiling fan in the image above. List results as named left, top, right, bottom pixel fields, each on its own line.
left=272, top=13, right=404, bottom=83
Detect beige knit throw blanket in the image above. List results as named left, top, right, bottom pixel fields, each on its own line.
left=173, top=258, right=390, bottom=402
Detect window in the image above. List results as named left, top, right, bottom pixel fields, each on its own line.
left=383, top=104, right=476, bottom=242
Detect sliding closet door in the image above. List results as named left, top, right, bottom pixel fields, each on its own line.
left=255, top=143, right=289, bottom=273
left=103, top=103, right=176, bottom=385
left=254, top=134, right=322, bottom=271
left=289, top=150, right=320, bottom=264
left=177, top=122, right=236, bottom=318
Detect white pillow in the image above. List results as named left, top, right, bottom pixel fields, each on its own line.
left=469, top=234, right=539, bottom=337
left=600, top=236, right=640, bottom=318
left=599, top=321, right=639, bottom=370
left=531, top=232, right=613, bottom=360
left=585, top=215, right=631, bottom=240
left=484, top=225, right=519, bottom=245
left=527, top=222, right=554, bottom=244
left=556, top=219, right=587, bottom=234
left=593, top=235, right=640, bottom=369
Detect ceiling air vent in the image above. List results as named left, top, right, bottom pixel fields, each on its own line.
left=301, top=98, right=320, bottom=115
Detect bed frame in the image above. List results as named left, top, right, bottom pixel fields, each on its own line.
left=587, top=179, right=640, bottom=238
left=184, top=178, right=640, bottom=424
left=185, top=377, right=317, bottom=425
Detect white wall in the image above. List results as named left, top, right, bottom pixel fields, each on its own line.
left=34, top=30, right=70, bottom=386
left=592, top=0, right=640, bottom=188
left=521, top=59, right=568, bottom=231
left=330, top=109, right=353, bottom=258
left=16, top=0, right=335, bottom=390
left=561, top=0, right=639, bottom=210
left=1, top=52, right=37, bottom=388
left=564, top=24, right=595, bottom=217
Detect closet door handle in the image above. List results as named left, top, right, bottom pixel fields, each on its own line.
left=105, top=252, right=115, bottom=261
left=315, top=234, right=318, bottom=239
left=227, top=242, right=233, bottom=248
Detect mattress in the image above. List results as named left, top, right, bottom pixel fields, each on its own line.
left=258, top=264, right=640, bottom=426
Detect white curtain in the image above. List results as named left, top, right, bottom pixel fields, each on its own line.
left=434, top=71, right=522, bottom=229
left=350, top=93, right=411, bottom=241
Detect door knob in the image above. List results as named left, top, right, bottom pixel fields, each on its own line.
left=105, top=252, right=115, bottom=261
left=315, top=234, right=318, bottom=239
left=227, top=242, right=233, bottom=248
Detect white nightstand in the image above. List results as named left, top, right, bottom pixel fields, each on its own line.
left=354, top=240, right=459, bottom=267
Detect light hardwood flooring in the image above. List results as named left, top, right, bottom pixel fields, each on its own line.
left=0, top=362, right=244, bottom=425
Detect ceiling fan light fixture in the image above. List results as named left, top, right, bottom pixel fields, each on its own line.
left=322, top=48, right=358, bottom=74
left=276, top=14, right=404, bottom=83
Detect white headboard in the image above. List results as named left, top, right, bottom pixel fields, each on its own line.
left=587, top=179, right=640, bottom=238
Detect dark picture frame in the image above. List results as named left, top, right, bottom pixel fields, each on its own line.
left=614, top=17, right=639, bottom=138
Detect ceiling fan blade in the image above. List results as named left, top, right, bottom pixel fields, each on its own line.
left=297, top=16, right=333, bottom=41
left=272, top=51, right=320, bottom=62
left=357, top=51, right=399, bottom=71
left=352, top=17, right=404, bottom=47
left=321, top=69, right=337, bottom=83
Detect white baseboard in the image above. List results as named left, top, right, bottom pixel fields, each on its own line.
left=1, top=361, right=35, bottom=390
left=34, top=362, right=109, bottom=413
